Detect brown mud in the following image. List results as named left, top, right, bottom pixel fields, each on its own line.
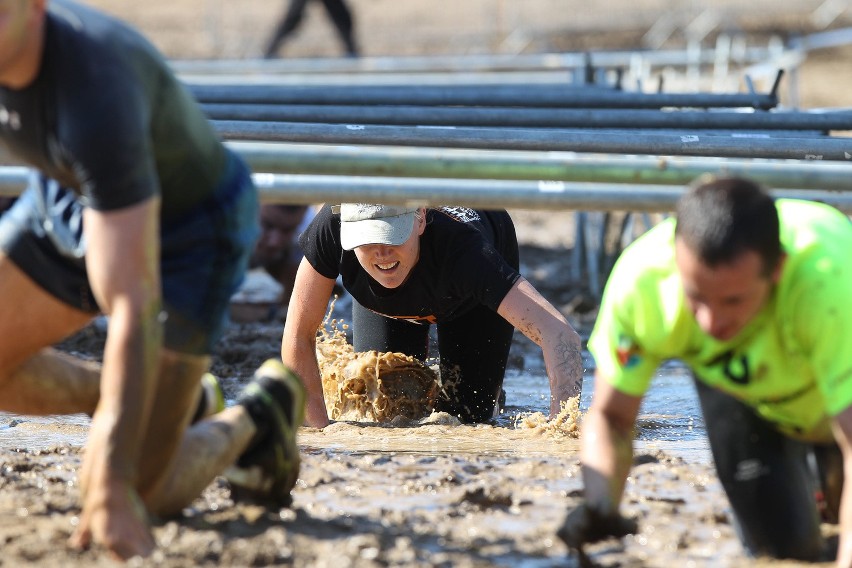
left=1, top=1, right=850, bottom=566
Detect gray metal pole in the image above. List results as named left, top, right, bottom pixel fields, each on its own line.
left=213, top=121, right=852, bottom=161
left=201, top=103, right=852, bottom=131
left=189, top=84, right=778, bottom=109
left=3, top=147, right=848, bottom=197
left=0, top=166, right=848, bottom=211
left=170, top=47, right=780, bottom=76
left=249, top=174, right=852, bottom=213
left=228, top=142, right=852, bottom=191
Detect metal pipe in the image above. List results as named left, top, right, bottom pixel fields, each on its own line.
left=170, top=47, right=783, bottom=76
left=0, top=167, right=848, bottom=211
left=228, top=142, right=852, bottom=191
left=185, top=70, right=582, bottom=87
left=190, top=84, right=778, bottom=110
left=201, top=103, right=852, bottom=131
left=246, top=174, right=852, bottom=213
left=3, top=146, right=849, bottom=199
left=213, top=121, right=852, bottom=161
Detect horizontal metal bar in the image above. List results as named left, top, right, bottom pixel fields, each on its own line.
left=248, top=174, right=852, bottom=213
left=201, top=104, right=852, bottom=131
left=190, top=84, right=778, bottom=110
left=0, top=166, right=848, bottom=211
left=184, top=70, right=583, bottom=87
left=227, top=142, right=852, bottom=191
left=170, top=47, right=784, bottom=76
left=213, top=121, right=852, bottom=161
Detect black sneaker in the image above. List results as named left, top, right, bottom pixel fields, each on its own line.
left=224, top=359, right=305, bottom=506
left=191, top=372, right=226, bottom=424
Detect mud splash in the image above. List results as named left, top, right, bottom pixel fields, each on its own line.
left=315, top=303, right=582, bottom=438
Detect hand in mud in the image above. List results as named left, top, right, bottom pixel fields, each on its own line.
left=556, top=502, right=638, bottom=550
left=69, top=475, right=155, bottom=560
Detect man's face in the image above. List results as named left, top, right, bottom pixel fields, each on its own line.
left=251, top=205, right=307, bottom=271
left=353, top=211, right=425, bottom=290
left=0, top=0, right=39, bottom=86
left=675, top=238, right=781, bottom=342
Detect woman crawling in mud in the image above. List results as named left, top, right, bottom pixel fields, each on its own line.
left=281, top=203, right=584, bottom=427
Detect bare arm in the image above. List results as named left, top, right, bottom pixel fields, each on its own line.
left=70, top=197, right=162, bottom=559
left=497, top=277, right=583, bottom=416
left=832, top=406, right=852, bottom=567
left=557, top=375, right=642, bottom=549
left=580, top=375, right=642, bottom=515
left=281, top=257, right=336, bottom=427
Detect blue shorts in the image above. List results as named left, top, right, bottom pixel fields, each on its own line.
left=0, top=150, right=259, bottom=355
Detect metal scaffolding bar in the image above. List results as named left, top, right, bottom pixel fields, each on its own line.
left=0, top=167, right=848, bottom=213
left=200, top=104, right=852, bottom=131
left=189, top=84, right=779, bottom=110
left=170, top=47, right=785, bottom=76
left=228, top=142, right=852, bottom=191
left=213, top=121, right=852, bottom=161
left=233, top=174, right=852, bottom=213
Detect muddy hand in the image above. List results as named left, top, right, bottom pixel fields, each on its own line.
left=556, top=502, right=638, bottom=551
left=69, top=481, right=155, bottom=561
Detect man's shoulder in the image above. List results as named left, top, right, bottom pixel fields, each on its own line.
left=777, top=199, right=852, bottom=286
left=47, top=1, right=164, bottom=73
left=598, top=218, right=684, bottom=337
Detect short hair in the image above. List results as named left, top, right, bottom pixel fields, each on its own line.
left=675, top=176, right=782, bottom=276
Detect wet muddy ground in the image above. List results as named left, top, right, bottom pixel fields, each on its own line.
left=1, top=1, right=850, bottom=565
left=0, top=233, right=839, bottom=567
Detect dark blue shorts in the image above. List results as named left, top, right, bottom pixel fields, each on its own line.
left=0, top=150, right=259, bottom=355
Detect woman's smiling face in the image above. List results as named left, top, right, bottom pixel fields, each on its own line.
left=353, top=209, right=426, bottom=289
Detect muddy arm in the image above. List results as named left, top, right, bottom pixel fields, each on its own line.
left=497, top=277, right=582, bottom=415
left=580, top=376, right=642, bottom=513
left=282, top=257, right=336, bottom=427
left=832, top=406, right=852, bottom=567
left=557, top=376, right=642, bottom=551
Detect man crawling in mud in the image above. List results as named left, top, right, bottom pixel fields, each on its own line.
left=561, top=176, right=852, bottom=565
left=0, top=0, right=304, bottom=559
left=282, top=203, right=584, bottom=426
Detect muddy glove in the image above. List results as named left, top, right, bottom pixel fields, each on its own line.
left=557, top=502, right=638, bottom=550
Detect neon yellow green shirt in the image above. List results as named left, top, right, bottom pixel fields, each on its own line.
left=589, top=199, right=852, bottom=441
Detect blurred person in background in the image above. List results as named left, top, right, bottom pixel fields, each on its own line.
left=250, top=203, right=316, bottom=309
left=264, top=0, right=359, bottom=58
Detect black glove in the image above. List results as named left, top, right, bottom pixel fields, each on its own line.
left=557, top=502, right=638, bottom=550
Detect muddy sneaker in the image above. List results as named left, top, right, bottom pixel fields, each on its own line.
left=224, top=359, right=305, bottom=507
left=191, top=373, right=226, bottom=424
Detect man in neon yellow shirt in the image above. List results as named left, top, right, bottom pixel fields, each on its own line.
left=558, top=177, right=852, bottom=564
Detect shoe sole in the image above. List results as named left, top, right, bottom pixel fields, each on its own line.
left=225, top=361, right=305, bottom=507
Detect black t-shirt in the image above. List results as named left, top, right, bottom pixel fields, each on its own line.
left=0, top=0, right=227, bottom=222
left=300, top=205, right=521, bottom=324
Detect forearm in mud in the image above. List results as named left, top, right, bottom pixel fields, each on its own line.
left=92, top=305, right=163, bottom=488
left=544, top=329, right=583, bottom=409
left=836, top=473, right=852, bottom=567
left=832, top=414, right=852, bottom=567
left=284, top=339, right=327, bottom=426
left=580, top=411, right=634, bottom=515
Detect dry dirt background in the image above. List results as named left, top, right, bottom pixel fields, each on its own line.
left=1, top=1, right=851, bottom=567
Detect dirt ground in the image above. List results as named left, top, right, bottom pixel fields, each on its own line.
left=1, top=1, right=851, bottom=566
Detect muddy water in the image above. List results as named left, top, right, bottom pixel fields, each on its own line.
left=0, top=361, right=709, bottom=462
left=0, top=413, right=90, bottom=450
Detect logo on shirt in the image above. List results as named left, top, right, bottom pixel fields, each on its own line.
left=439, top=206, right=480, bottom=223
left=0, top=105, right=21, bottom=131
left=708, top=349, right=751, bottom=385
left=616, top=335, right=641, bottom=368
